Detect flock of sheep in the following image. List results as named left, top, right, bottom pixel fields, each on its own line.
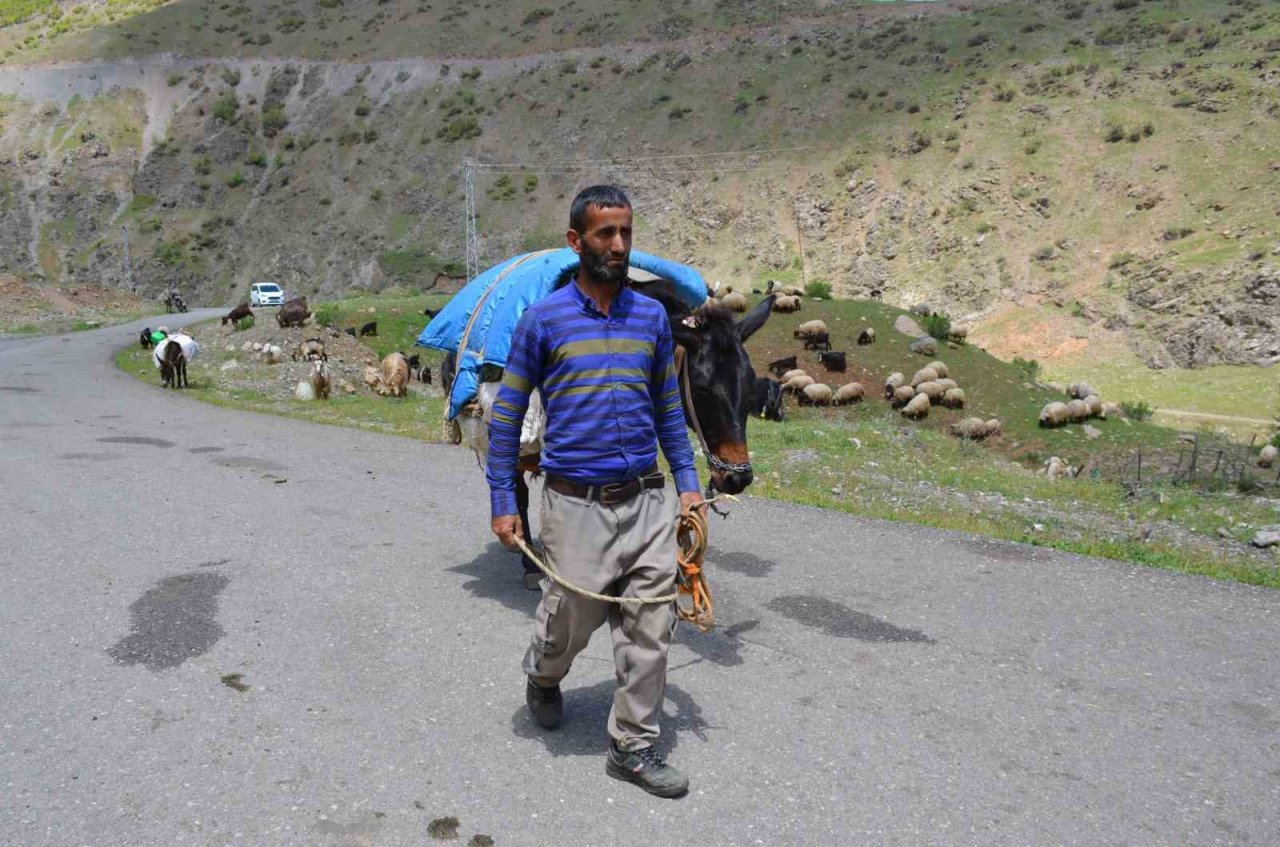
left=1037, top=382, right=1122, bottom=428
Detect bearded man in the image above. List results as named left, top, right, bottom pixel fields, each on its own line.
left=486, top=184, right=703, bottom=798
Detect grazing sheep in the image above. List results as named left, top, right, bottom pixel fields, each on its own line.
left=221, top=303, right=253, bottom=326
left=891, top=385, right=917, bottom=407
left=1103, top=402, right=1124, bottom=419
left=376, top=352, right=410, bottom=397
left=783, top=374, right=815, bottom=394
left=947, top=325, right=969, bottom=344
left=1066, top=399, right=1090, bottom=422
left=934, top=378, right=959, bottom=392
left=916, top=381, right=945, bottom=402
left=793, top=319, right=829, bottom=340
left=419, top=365, right=433, bottom=385
left=926, top=360, right=950, bottom=379
left=768, top=355, right=798, bottom=376
left=721, top=291, right=748, bottom=313
left=856, top=328, right=876, bottom=345
left=773, top=294, right=802, bottom=313
left=363, top=365, right=381, bottom=390
left=1068, top=383, right=1098, bottom=400
left=1259, top=445, right=1278, bottom=469
left=819, top=351, right=846, bottom=371
left=310, top=361, right=331, bottom=400
left=292, top=338, right=328, bottom=362
left=884, top=372, right=905, bottom=398
left=1084, top=394, right=1104, bottom=418
left=780, top=368, right=808, bottom=384
left=949, top=417, right=995, bottom=440
left=911, top=367, right=939, bottom=387
left=901, top=392, right=931, bottom=419
left=276, top=298, right=310, bottom=328
left=780, top=285, right=804, bottom=297
left=359, top=320, right=378, bottom=337
left=832, top=382, right=865, bottom=405
left=1042, top=456, right=1083, bottom=481
left=1039, top=401, right=1070, bottom=427
left=751, top=377, right=785, bottom=421
left=800, top=383, right=833, bottom=406
left=941, top=388, right=966, bottom=408
left=984, top=418, right=1002, bottom=437
left=1045, top=382, right=1066, bottom=394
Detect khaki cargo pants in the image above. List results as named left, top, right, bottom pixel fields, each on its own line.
left=523, top=481, right=679, bottom=750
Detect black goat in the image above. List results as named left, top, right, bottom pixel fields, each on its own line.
left=344, top=327, right=357, bottom=337
left=819, top=351, right=847, bottom=372
left=359, top=321, right=378, bottom=337
left=803, top=332, right=832, bottom=352
left=767, top=355, right=797, bottom=377
left=751, top=377, right=785, bottom=422
left=423, top=307, right=439, bottom=319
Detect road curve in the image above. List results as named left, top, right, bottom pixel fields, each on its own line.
left=1, top=316, right=1277, bottom=846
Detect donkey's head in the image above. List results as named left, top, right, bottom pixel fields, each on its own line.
left=670, top=294, right=774, bottom=495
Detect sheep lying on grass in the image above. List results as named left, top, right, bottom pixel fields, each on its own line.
left=949, top=417, right=1000, bottom=440
left=800, top=383, right=833, bottom=406
left=1260, top=445, right=1278, bottom=469
left=1039, top=401, right=1069, bottom=427
left=832, top=382, right=864, bottom=405
left=901, top=393, right=931, bottom=419
left=773, top=294, right=802, bottom=313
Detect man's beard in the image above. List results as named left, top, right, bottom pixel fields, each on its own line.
left=580, top=245, right=630, bottom=285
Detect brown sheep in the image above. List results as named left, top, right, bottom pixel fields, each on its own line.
left=926, top=360, right=950, bottom=379
left=901, top=393, right=931, bottom=419
left=721, top=291, right=748, bottom=313
left=940, top=388, right=966, bottom=408
left=773, top=294, right=802, bottom=313
left=832, top=382, right=865, bottom=405
left=916, top=381, right=945, bottom=402
left=799, top=383, right=833, bottom=406
left=793, top=319, right=828, bottom=340
left=780, top=368, right=808, bottom=384
left=376, top=352, right=410, bottom=397
left=891, top=385, right=917, bottom=407
left=311, top=361, right=331, bottom=400
left=221, top=303, right=253, bottom=326
left=783, top=374, right=815, bottom=394
left=911, top=367, right=939, bottom=387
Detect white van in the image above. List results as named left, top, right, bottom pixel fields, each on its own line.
left=250, top=282, right=284, bottom=306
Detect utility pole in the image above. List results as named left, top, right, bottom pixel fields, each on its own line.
left=463, top=158, right=479, bottom=282
left=794, top=209, right=807, bottom=291
left=121, top=225, right=136, bottom=292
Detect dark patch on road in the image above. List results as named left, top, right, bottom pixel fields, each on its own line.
left=98, top=415, right=124, bottom=420
left=98, top=436, right=176, bottom=448
left=955, top=536, right=1047, bottom=564
left=428, top=817, right=460, bottom=839
left=468, top=836, right=495, bottom=847
left=106, top=572, right=229, bottom=671
left=188, top=446, right=224, bottom=454
left=707, top=550, right=776, bottom=577
left=314, top=813, right=384, bottom=838
left=678, top=619, right=759, bottom=667
left=220, top=673, right=250, bottom=692
left=0, top=385, right=39, bottom=393
left=59, top=452, right=122, bottom=461
left=198, top=558, right=231, bottom=568
left=214, top=455, right=288, bottom=472
left=766, top=595, right=934, bottom=643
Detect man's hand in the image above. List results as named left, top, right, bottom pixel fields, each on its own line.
left=492, top=514, right=524, bottom=551
left=679, top=491, right=705, bottom=517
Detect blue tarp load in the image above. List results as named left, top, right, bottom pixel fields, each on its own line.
left=416, top=248, right=708, bottom=420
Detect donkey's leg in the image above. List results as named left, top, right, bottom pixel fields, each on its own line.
left=515, top=473, right=540, bottom=590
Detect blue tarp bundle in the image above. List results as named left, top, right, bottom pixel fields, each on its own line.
left=417, top=248, right=707, bottom=420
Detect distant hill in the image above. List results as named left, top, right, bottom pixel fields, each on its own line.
left=0, top=0, right=1277, bottom=370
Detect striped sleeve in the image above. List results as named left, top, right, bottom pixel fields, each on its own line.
left=649, top=313, right=700, bottom=495
left=486, top=311, right=545, bottom=518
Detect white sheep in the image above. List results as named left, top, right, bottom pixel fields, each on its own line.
left=783, top=374, right=815, bottom=394
left=800, top=383, right=833, bottom=406
left=1068, top=383, right=1098, bottom=400
left=901, top=392, right=931, bottom=419
left=926, top=360, right=950, bottom=379
left=793, top=319, right=828, bottom=339
left=1260, top=445, right=1278, bottom=469
left=1066, top=399, right=1090, bottom=423
left=884, top=372, right=905, bottom=398
left=1039, top=401, right=1069, bottom=427
left=832, top=382, right=864, bottom=405
left=916, top=381, right=945, bottom=402
left=773, top=294, right=802, bottom=313
left=984, top=418, right=1002, bottom=437
left=780, top=368, right=808, bottom=384
left=911, top=367, right=939, bottom=387
left=891, top=385, right=917, bottom=407
left=721, top=291, right=748, bottom=312
left=1042, top=456, right=1082, bottom=481
left=934, top=378, right=959, bottom=392
left=1084, top=395, right=1104, bottom=418
left=949, top=417, right=996, bottom=440
left=940, top=388, right=966, bottom=408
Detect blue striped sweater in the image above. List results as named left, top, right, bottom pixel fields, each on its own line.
left=486, top=280, right=700, bottom=517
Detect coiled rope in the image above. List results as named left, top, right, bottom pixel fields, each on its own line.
left=512, top=496, right=733, bottom=633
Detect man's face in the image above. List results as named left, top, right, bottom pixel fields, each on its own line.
left=570, top=204, right=632, bottom=285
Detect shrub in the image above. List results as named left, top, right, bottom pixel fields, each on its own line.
left=1108, top=251, right=1137, bottom=268
left=922, top=312, right=952, bottom=341
left=1011, top=356, right=1041, bottom=381
left=1104, top=122, right=1125, bottom=143
left=354, top=101, right=370, bottom=117
left=234, top=314, right=254, bottom=331
left=437, top=116, right=481, bottom=142
left=246, top=150, right=267, bottom=167
left=313, top=303, right=339, bottom=327
left=523, top=175, right=538, bottom=193
left=128, top=194, right=156, bottom=212
left=154, top=240, right=184, bottom=266
left=167, top=73, right=184, bottom=87
left=1120, top=400, right=1154, bottom=421
left=1033, top=244, right=1056, bottom=261
left=522, top=6, right=553, bottom=25
left=225, top=169, right=245, bottom=188
left=804, top=279, right=832, bottom=298
left=1172, top=93, right=1195, bottom=108
left=460, top=67, right=482, bottom=81
left=211, top=93, right=239, bottom=123
left=261, top=107, right=287, bottom=137
left=1162, top=226, right=1193, bottom=241
left=221, top=67, right=241, bottom=86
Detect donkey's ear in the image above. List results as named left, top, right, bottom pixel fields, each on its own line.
left=736, top=294, right=775, bottom=343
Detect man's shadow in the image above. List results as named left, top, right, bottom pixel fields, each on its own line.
left=448, top=541, right=541, bottom=616
left=510, top=678, right=711, bottom=758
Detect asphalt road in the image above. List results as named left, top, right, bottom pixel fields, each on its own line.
left=2, top=315, right=1277, bottom=846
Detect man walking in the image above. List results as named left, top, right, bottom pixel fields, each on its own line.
left=486, top=185, right=703, bottom=798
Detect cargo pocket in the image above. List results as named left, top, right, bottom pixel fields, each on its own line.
left=522, top=590, right=562, bottom=675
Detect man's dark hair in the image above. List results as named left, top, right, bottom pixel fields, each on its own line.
left=569, top=185, right=631, bottom=234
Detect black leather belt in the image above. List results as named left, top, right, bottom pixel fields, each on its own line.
left=546, top=467, right=664, bottom=506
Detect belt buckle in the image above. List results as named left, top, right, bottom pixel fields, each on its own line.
left=599, top=478, right=639, bottom=506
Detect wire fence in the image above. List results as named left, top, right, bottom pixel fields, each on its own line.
left=1120, top=433, right=1279, bottom=493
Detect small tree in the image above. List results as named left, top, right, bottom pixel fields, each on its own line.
left=923, top=312, right=952, bottom=341
left=804, top=279, right=832, bottom=298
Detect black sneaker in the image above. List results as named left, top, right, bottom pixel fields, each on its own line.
left=606, top=742, right=689, bottom=798
left=525, top=678, right=561, bottom=730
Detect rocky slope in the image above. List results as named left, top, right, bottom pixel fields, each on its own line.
left=0, top=0, right=1278, bottom=367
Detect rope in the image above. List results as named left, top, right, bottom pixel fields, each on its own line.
left=511, top=495, right=735, bottom=633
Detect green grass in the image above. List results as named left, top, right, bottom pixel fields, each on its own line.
left=112, top=291, right=1279, bottom=588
